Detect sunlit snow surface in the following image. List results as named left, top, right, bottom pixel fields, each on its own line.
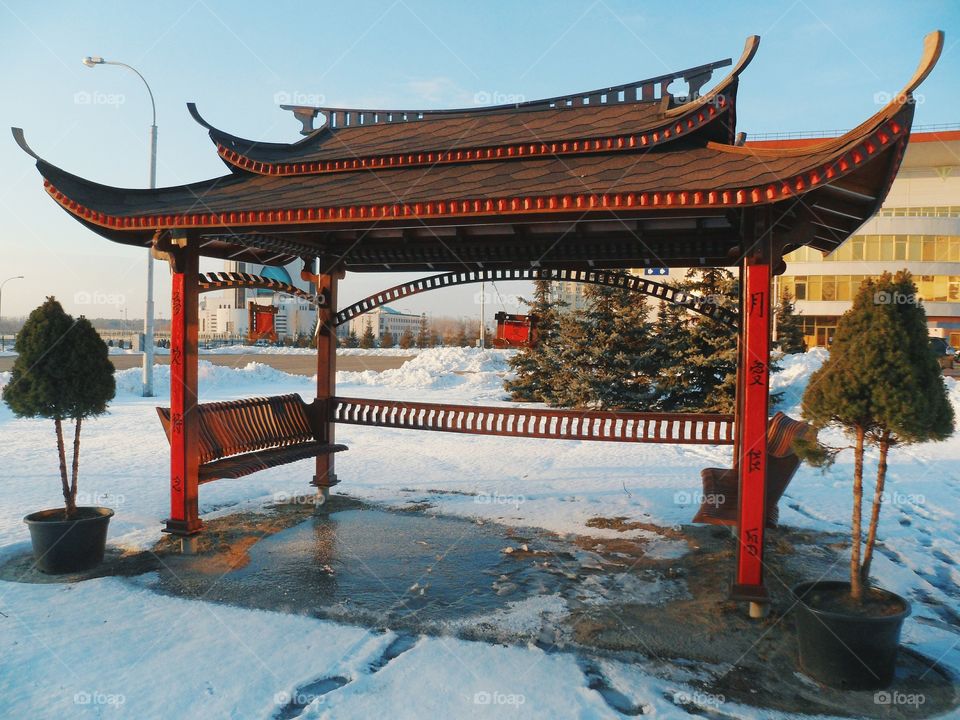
left=1, top=347, right=959, bottom=718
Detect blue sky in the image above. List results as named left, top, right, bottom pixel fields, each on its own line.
left=1, top=0, right=958, bottom=322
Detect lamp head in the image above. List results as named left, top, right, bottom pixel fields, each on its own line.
left=82, top=56, right=105, bottom=68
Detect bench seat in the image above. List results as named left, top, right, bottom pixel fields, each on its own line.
left=692, top=412, right=816, bottom=529
left=157, top=394, right=347, bottom=484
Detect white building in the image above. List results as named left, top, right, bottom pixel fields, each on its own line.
left=199, top=260, right=317, bottom=341
left=342, top=306, right=421, bottom=345
left=770, top=128, right=960, bottom=347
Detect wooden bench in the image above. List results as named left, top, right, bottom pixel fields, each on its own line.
left=156, top=394, right=347, bottom=483
left=692, top=412, right=816, bottom=528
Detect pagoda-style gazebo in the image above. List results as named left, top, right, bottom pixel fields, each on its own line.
left=14, top=31, right=942, bottom=612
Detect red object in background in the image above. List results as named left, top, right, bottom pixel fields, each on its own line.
left=247, top=302, right=278, bottom=344
left=493, top=312, right=538, bottom=348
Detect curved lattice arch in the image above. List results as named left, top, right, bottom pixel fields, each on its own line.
left=335, top=268, right=737, bottom=329
left=197, top=271, right=326, bottom=306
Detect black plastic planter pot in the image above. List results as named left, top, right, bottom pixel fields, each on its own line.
left=23, top=507, right=114, bottom=574
left=792, top=580, right=911, bottom=690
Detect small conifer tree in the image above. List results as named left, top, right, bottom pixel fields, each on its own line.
left=505, top=280, right=563, bottom=402
left=2, top=298, right=115, bottom=518
left=398, top=328, right=415, bottom=349
left=776, top=289, right=807, bottom=354
left=664, top=269, right=739, bottom=412
left=359, top=321, right=377, bottom=349
left=416, top=314, right=430, bottom=348
left=381, top=328, right=395, bottom=349
left=802, top=272, right=953, bottom=601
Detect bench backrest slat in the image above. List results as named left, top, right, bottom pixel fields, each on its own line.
left=157, top=394, right=316, bottom=463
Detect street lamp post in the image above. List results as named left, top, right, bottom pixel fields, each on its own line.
left=83, top=56, right=157, bottom=397
left=0, top=275, right=25, bottom=351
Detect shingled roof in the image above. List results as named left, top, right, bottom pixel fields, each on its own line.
left=13, top=33, right=943, bottom=273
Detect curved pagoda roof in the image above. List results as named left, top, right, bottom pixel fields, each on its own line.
left=13, top=33, right=943, bottom=273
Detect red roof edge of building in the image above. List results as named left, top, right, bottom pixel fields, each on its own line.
left=747, top=129, right=960, bottom=149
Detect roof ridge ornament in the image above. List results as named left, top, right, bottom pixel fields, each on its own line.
left=278, top=57, right=736, bottom=135
left=710, top=30, right=943, bottom=159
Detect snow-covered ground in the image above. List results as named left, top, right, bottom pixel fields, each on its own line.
left=1, top=347, right=959, bottom=718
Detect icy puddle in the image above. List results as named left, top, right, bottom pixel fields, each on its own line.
left=148, top=504, right=690, bottom=640
left=208, top=508, right=566, bottom=629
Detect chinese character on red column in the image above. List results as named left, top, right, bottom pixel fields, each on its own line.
left=749, top=359, right=766, bottom=385
left=172, top=290, right=182, bottom=317
left=747, top=448, right=762, bottom=472
left=172, top=475, right=183, bottom=492
left=172, top=412, right=183, bottom=435
left=749, top=290, right=766, bottom=317
left=745, top=528, right=760, bottom=556
left=171, top=347, right=182, bottom=367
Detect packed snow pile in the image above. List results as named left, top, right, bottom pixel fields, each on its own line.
left=337, top=347, right=514, bottom=391
left=770, top=347, right=828, bottom=413
left=198, top=345, right=418, bottom=356
left=114, top=360, right=314, bottom=397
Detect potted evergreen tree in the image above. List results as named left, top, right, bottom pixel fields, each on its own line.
left=796, top=272, right=953, bottom=689
left=2, top=297, right=116, bottom=574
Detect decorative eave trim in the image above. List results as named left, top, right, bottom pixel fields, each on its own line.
left=42, top=117, right=906, bottom=232
left=216, top=96, right=731, bottom=176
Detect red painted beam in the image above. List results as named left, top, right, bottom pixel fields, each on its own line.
left=164, top=247, right=202, bottom=536
left=733, top=259, right=771, bottom=600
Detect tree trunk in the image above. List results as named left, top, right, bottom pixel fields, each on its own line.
left=850, top=425, right=865, bottom=602
left=54, top=418, right=74, bottom=518
left=861, top=430, right=891, bottom=585
left=70, top=417, right=82, bottom=510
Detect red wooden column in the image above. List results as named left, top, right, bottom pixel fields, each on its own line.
left=163, top=242, right=202, bottom=542
left=733, top=244, right=772, bottom=609
left=313, top=271, right=341, bottom=500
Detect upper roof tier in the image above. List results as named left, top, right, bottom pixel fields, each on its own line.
left=12, top=32, right=944, bottom=272
left=195, top=38, right=757, bottom=176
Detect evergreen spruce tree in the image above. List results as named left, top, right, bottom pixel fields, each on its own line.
left=548, top=283, right=656, bottom=409
left=505, top=279, right=563, bottom=402
left=802, top=272, right=953, bottom=601
left=359, top=321, right=376, bottom=349
left=416, top=314, right=430, bottom=348
left=776, top=288, right=807, bottom=354
left=380, top=328, right=395, bottom=348
left=2, top=298, right=115, bottom=518
left=648, top=300, right=695, bottom=411
left=669, top=268, right=739, bottom=412
left=398, top=328, right=415, bottom=349
left=345, top=330, right=360, bottom=348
